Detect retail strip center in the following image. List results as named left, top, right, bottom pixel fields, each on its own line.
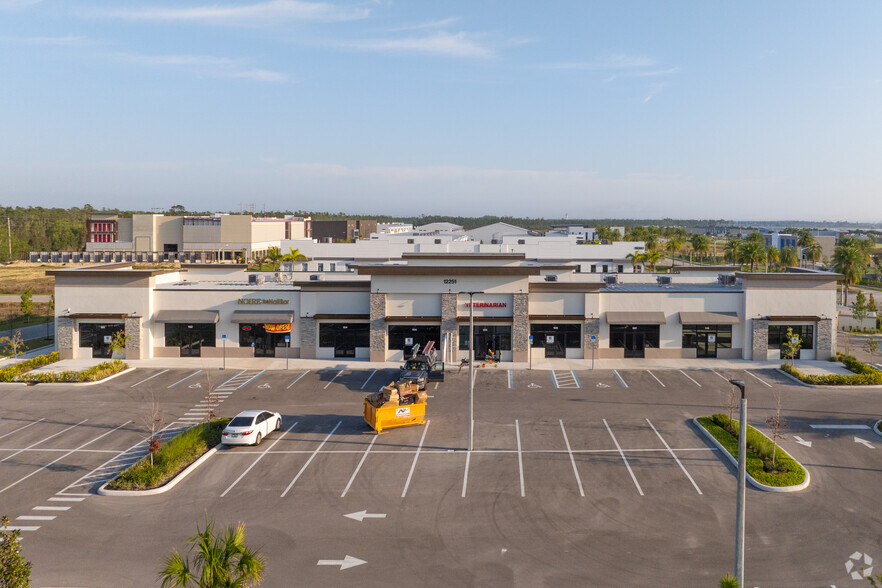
left=51, top=252, right=838, bottom=364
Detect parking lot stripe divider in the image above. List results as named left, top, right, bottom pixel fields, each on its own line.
left=744, top=370, right=773, bottom=388
left=711, top=369, right=729, bottom=382
left=515, top=420, right=525, bottom=497
left=286, top=370, right=310, bottom=389
left=550, top=371, right=559, bottom=388
left=571, top=371, right=582, bottom=389
left=48, top=497, right=84, bottom=502
left=130, top=369, right=169, bottom=388
left=613, top=370, right=628, bottom=388
left=401, top=421, right=431, bottom=498
left=238, top=369, right=267, bottom=388
left=508, top=370, right=513, bottom=389
left=461, top=451, right=471, bottom=498
left=360, top=369, right=377, bottom=390
left=341, top=435, right=378, bottom=498
left=0, top=419, right=89, bottom=464
left=0, top=420, right=132, bottom=495
left=221, top=421, right=299, bottom=497
left=603, top=419, right=644, bottom=496
left=215, top=369, right=247, bottom=390
left=324, top=369, right=344, bottom=390
left=168, top=370, right=203, bottom=389
left=281, top=420, right=342, bottom=497
left=17, top=515, right=55, bottom=521
left=5, top=526, right=39, bottom=532
left=646, top=370, right=666, bottom=387
left=679, top=370, right=702, bottom=387
left=33, top=506, right=69, bottom=511
left=645, top=418, right=702, bottom=495
left=0, top=418, right=45, bottom=441
left=559, top=420, right=585, bottom=497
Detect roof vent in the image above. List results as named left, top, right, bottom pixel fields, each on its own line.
left=248, top=274, right=265, bottom=285
left=545, top=275, right=558, bottom=282
left=718, top=274, right=737, bottom=286
left=657, top=275, right=672, bottom=286
left=309, top=274, right=320, bottom=281
left=604, top=275, right=618, bottom=285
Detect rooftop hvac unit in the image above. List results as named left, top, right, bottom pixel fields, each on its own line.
left=545, top=275, right=558, bottom=282
left=248, top=274, right=266, bottom=285
left=604, top=275, right=618, bottom=285
left=657, top=275, right=672, bottom=286
left=309, top=274, right=320, bottom=281
left=718, top=274, right=737, bottom=286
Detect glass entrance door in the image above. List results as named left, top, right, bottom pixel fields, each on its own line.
left=623, top=330, right=645, bottom=358
left=334, top=329, right=356, bottom=358
left=610, top=325, right=660, bottom=359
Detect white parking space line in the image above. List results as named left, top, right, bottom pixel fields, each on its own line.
left=434, top=382, right=439, bottom=390
left=559, top=420, right=585, bottom=497
left=215, top=369, right=247, bottom=389
left=603, top=419, right=643, bottom=496
left=341, top=436, right=378, bottom=498
left=679, top=370, right=702, bottom=387
left=179, top=417, right=205, bottom=422
left=221, top=421, right=299, bottom=497
left=17, top=515, right=55, bottom=521
left=711, top=369, right=729, bottom=382
left=130, top=369, right=169, bottom=388
left=810, top=424, right=871, bottom=430
left=508, top=370, right=513, bottom=389
left=360, top=370, right=377, bottom=390
left=401, top=421, right=431, bottom=498
left=461, top=451, right=471, bottom=498
left=168, top=370, right=203, bottom=389
left=744, top=370, right=773, bottom=388
left=0, top=419, right=88, bottom=463
left=0, top=418, right=45, bottom=441
left=646, top=370, right=666, bottom=387
left=4, top=526, right=39, bottom=531
left=324, top=370, right=344, bottom=390
left=48, top=497, right=85, bottom=502
left=613, top=370, right=628, bottom=388
left=645, top=419, right=702, bottom=495
left=237, top=369, right=267, bottom=388
left=281, top=421, right=342, bottom=497
left=0, top=421, right=132, bottom=495
left=515, top=420, right=525, bottom=497
left=550, top=370, right=559, bottom=388
left=33, top=506, right=70, bottom=511
left=286, top=370, right=310, bottom=389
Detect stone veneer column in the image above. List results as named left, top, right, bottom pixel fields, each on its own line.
left=124, top=316, right=142, bottom=360
left=816, top=318, right=834, bottom=361
left=57, top=316, right=74, bottom=360
left=370, top=292, right=386, bottom=362
left=441, top=293, right=458, bottom=362
left=512, top=293, right=529, bottom=363
left=583, top=317, right=600, bottom=355
left=751, top=319, right=769, bottom=361
left=300, top=316, right=316, bottom=359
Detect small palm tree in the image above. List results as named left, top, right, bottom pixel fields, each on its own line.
left=765, top=246, right=779, bottom=271
left=264, top=247, right=282, bottom=272
left=281, top=247, right=308, bottom=269
left=723, top=239, right=741, bottom=265
left=159, top=520, right=265, bottom=588
left=665, top=237, right=683, bottom=266
left=643, top=249, right=664, bottom=272
left=739, top=240, right=766, bottom=272
left=796, top=230, right=815, bottom=268
left=833, top=241, right=866, bottom=306
left=690, top=234, right=711, bottom=263
left=780, top=247, right=799, bottom=267
left=804, top=242, right=822, bottom=268
left=625, top=252, right=645, bottom=272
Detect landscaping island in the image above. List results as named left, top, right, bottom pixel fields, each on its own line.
left=0, top=353, right=130, bottom=383
left=104, top=419, right=229, bottom=492
left=781, top=353, right=882, bottom=386
left=696, top=414, right=809, bottom=491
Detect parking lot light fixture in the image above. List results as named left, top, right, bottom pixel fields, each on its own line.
left=729, top=378, right=747, bottom=587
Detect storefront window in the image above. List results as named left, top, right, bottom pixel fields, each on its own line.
left=318, top=323, right=369, bottom=358
left=768, top=325, right=814, bottom=350
left=240, top=323, right=290, bottom=357
left=165, top=323, right=216, bottom=357
left=530, top=324, right=581, bottom=358
left=79, top=323, right=124, bottom=358
left=682, top=325, right=732, bottom=358
left=458, top=325, right=512, bottom=353
left=388, top=325, right=441, bottom=354
left=609, top=325, right=660, bottom=358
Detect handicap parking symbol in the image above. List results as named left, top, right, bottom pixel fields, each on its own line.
left=258, top=383, right=271, bottom=389
left=528, top=383, right=542, bottom=388
left=188, top=383, right=202, bottom=389
left=596, top=382, right=610, bottom=388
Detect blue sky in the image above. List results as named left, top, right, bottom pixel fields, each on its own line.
left=1, top=0, right=881, bottom=221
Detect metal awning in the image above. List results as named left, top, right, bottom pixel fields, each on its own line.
left=764, top=315, right=822, bottom=322
left=679, top=311, right=739, bottom=325
left=231, top=311, right=294, bottom=323
left=154, top=310, right=219, bottom=324
left=605, top=311, right=667, bottom=325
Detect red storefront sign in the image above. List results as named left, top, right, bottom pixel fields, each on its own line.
left=264, top=323, right=292, bottom=333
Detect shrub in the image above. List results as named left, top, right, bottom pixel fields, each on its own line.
left=14, top=360, right=128, bottom=383
left=702, top=415, right=807, bottom=487
left=781, top=354, right=882, bottom=386
left=0, top=352, right=59, bottom=382
left=107, top=419, right=229, bottom=491
left=719, top=574, right=740, bottom=588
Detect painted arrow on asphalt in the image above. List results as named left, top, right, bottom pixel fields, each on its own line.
left=317, top=555, right=367, bottom=570
left=793, top=436, right=812, bottom=447
left=854, top=437, right=875, bottom=449
left=344, top=510, right=387, bottom=522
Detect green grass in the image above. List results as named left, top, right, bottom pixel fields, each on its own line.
left=106, top=419, right=229, bottom=490
left=15, top=359, right=127, bottom=383
left=0, top=352, right=59, bottom=382
left=698, top=415, right=807, bottom=487
left=0, top=314, right=53, bottom=331
left=781, top=353, right=882, bottom=385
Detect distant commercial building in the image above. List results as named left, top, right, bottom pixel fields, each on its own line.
left=412, top=222, right=464, bottom=235
left=84, top=213, right=310, bottom=261
left=465, top=222, right=530, bottom=244
left=311, top=220, right=377, bottom=242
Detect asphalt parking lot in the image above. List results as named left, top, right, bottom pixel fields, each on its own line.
left=1, top=365, right=880, bottom=587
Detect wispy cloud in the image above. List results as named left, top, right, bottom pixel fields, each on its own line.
left=0, top=34, right=93, bottom=46
left=542, top=54, right=657, bottom=71
left=95, top=0, right=369, bottom=24
left=382, top=17, right=459, bottom=33
left=345, top=31, right=495, bottom=59
left=111, top=52, right=288, bottom=82
left=0, top=0, right=42, bottom=10
left=641, top=82, right=668, bottom=103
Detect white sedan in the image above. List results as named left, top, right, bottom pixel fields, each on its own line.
left=221, top=410, right=282, bottom=446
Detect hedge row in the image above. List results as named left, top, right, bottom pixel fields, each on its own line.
left=15, top=360, right=128, bottom=383
left=781, top=353, right=882, bottom=386
left=106, top=419, right=229, bottom=490
left=699, top=415, right=806, bottom=487
left=0, top=352, right=59, bottom=382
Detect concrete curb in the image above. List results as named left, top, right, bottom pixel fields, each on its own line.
left=873, top=420, right=882, bottom=439
left=692, top=418, right=811, bottom=493
left=775, top=368, right=882, bottom=390
left=98, top=444, right=221, bottom=497
left=15, top=366, right=136, bottom=387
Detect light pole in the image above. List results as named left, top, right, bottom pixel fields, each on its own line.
left=729, top=378, right=747, bottom=587
left=467, top=291, right=480, bottom=452
left=221, top=334, right=226, bottom=370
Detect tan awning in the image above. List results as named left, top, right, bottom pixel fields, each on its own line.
left=605, top=311, right=666, bottom=325
left=231, top=311, right=294, bottom=323
left=765, top=315, right=822, bottom=322
left=679, top=311, right=739, bottom=325
left=154, top=310, right=219, bottom=324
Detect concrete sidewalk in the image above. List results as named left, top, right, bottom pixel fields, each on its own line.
left=19, top=355, right=853, bottom=377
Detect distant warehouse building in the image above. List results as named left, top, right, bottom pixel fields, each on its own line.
left=51, top=253, right=838, bottom=364
left=311, top=220, right=377, bottom=242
